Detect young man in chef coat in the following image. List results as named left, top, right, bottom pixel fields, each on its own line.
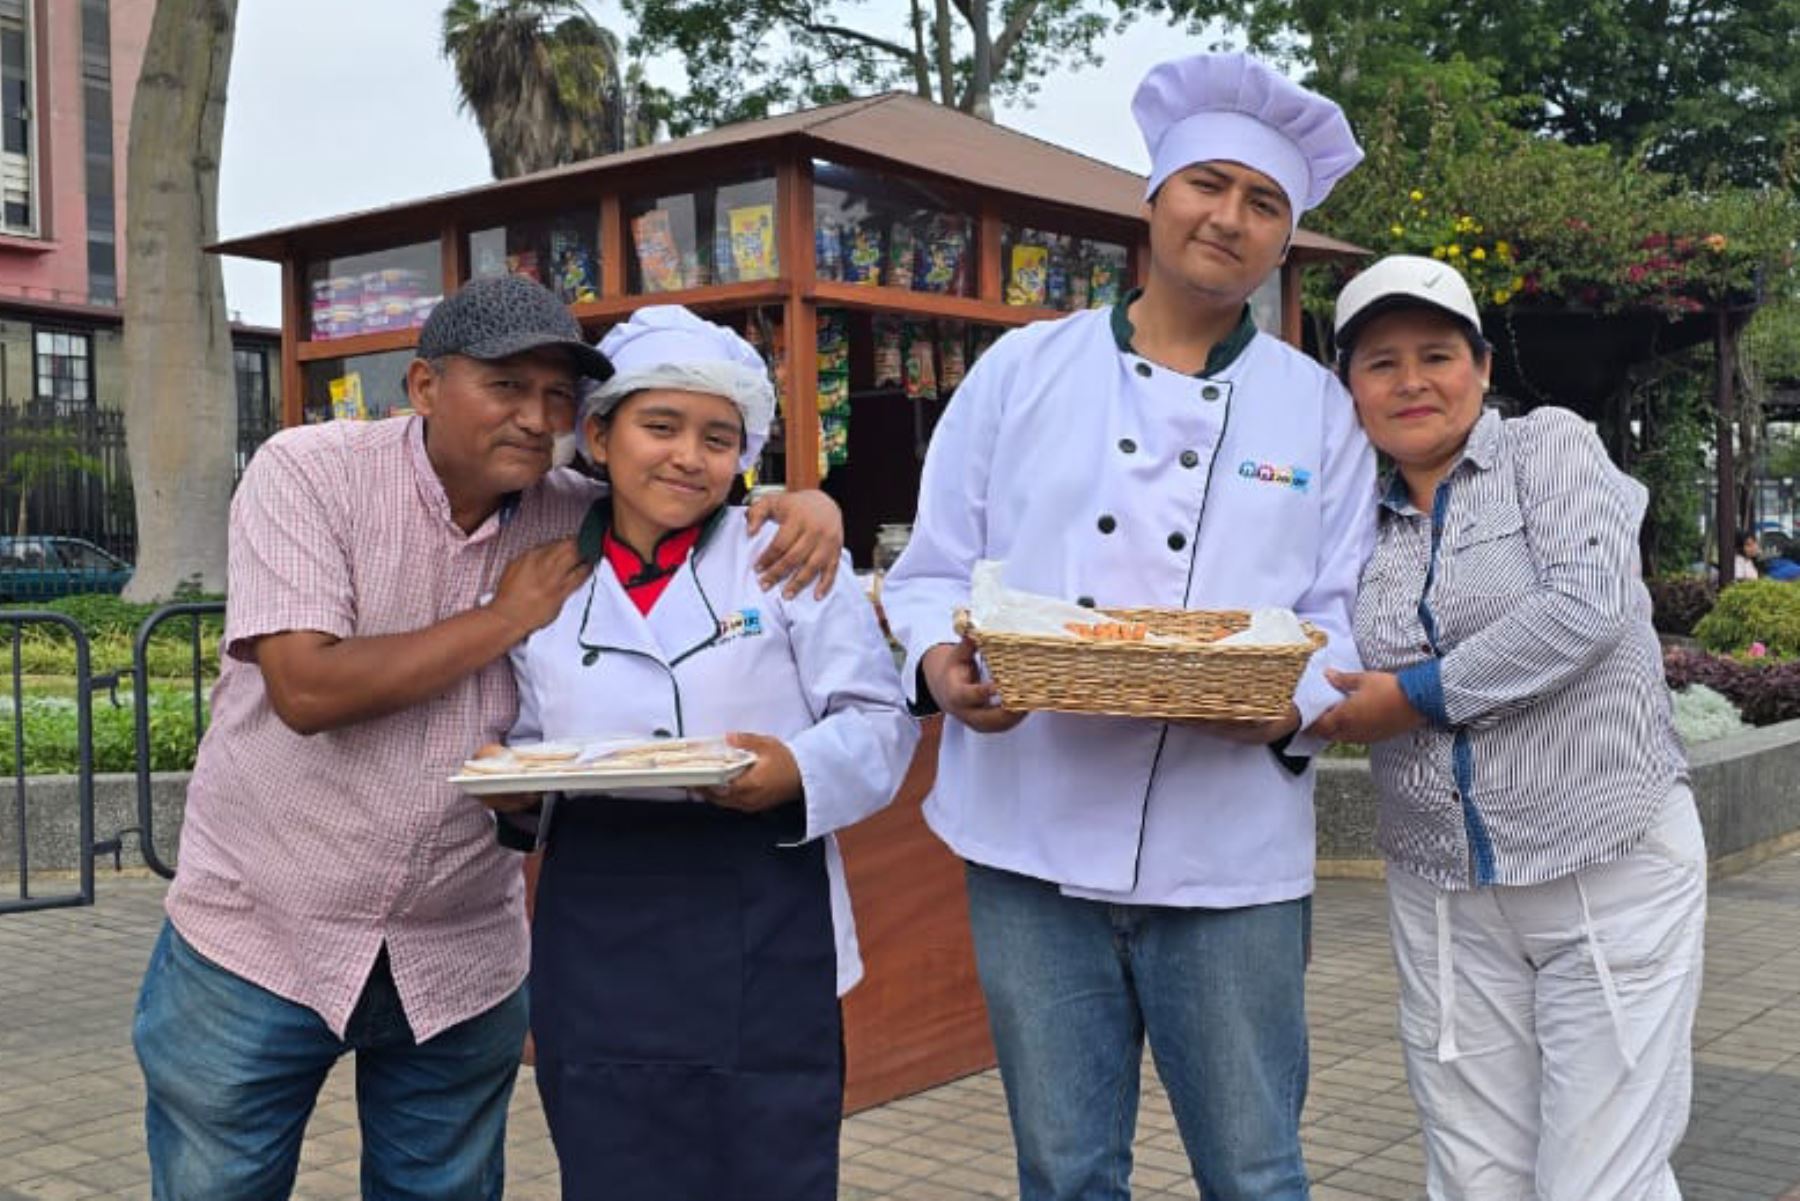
left=881, top=53, right=1376, bottom=1201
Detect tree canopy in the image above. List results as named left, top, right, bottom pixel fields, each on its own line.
left=1156, top=0, right=1800, bottom=189
left=623, top=0, right=1197, bottom=132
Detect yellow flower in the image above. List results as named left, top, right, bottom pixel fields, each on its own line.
left=1512, top=275, right=1525, bottom=290
left=1704, top=233, right=1728, bottom=252
left=1431, top=246, right=1447, bottom=259
left=1409, top=189, right=1424, bottom=202
left=1496, top=240, right=1514, bottom=259
left=1447, top=244, right=1463, bottom=258
left=1471, top=247, right=1487, bottom=261
left=1494, top=289, right=1512, bottom=304
left=1390, top=224, right=1406, bottom=237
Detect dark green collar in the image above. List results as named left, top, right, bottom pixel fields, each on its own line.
left=1110, top=287, right=1258, bottom=377
left=575, top=498, right=729, bottom=565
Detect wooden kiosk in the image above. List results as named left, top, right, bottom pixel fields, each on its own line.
left=212, top=93, right=1363, bottom=1111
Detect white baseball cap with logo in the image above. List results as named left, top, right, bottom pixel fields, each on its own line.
left=1332, top=254, right=1484, bottom=353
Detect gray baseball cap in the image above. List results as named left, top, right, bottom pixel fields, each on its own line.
left=417, top=274, right=612, bottom=380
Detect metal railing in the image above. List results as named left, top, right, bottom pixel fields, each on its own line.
left=0, top=611, right=97, bottom=914
left=131, top=602, right=221, bottom=880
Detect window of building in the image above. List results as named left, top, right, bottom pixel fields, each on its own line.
left=234, top=346, right=269, bottom=426
left=82, top=2, right=116, bottom=302
left=34, top=330, right=93, bottom=406
left=0, top=0, right=33, bottom=236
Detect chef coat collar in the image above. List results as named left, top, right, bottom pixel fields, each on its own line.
left=603, top=524, right=703, bottom=590
left=1377, top=407, right=1504, bottom=516
left=575, top=496, right=730, bottom=566
left=1111, top=288, right=1258, bottom=377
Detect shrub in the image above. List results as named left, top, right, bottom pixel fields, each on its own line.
left=1693, top=579, right=1800, bottom=659
left=1670, top=684, right=1749, bottom=744
left=1664, top=649, right=1800, bottom=727
left=0, top=688, right=206, bottom=774
left=1647, top=575, right=1718, bottom=637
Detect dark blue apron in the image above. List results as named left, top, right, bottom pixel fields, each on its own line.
left=531, top=797, right=843, bottom=1201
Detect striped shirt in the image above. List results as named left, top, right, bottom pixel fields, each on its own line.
left=1352, top=406, right=1686, bottom=890
left=165, top=417, right=598, bottom=1040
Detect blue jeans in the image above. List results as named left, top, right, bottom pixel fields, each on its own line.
left=132, top=922, right=527, bottom=1201
left=965, top=863, right=1312, bottom=1201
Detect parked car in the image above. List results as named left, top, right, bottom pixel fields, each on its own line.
left=0, top=537, right=133, bottom=601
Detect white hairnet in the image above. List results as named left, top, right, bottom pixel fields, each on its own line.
left=581, top=305, right=777, bottom=469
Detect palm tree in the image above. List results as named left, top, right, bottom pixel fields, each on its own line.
left=442, top=0, right=633, bottom=179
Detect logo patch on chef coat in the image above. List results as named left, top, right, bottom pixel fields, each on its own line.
left=715, top=608, right=765, bottom=644
left=1238, top=460, right=1312, bottom=493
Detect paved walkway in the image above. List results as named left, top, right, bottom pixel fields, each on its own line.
left=3, top=852, right=1800, bottom=1200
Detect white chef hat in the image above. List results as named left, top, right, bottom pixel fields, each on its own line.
left=583, top=305, right=776, bottom=469
left=1132, top=52, right=1363, bottom=227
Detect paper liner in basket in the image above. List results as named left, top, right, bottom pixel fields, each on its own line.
left=966, top=561, right=1311, bottom=646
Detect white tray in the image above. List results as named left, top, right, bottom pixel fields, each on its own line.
left=450, top=745, right=755, bottom=796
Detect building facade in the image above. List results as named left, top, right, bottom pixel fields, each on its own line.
left=0, top=0, right=277, bottom=558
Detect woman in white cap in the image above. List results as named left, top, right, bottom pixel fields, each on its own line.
left=497, top=304, right=918, bottom=1201
left=1316, top=256, right=1705, bottom=1200
left=882, top=52, right=1371, bottom=1201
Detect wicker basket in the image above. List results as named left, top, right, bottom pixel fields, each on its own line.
left=953, top=607, right=1326, bottom=721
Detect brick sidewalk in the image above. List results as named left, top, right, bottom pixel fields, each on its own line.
left=3, top=851, right=1799, bottom=1199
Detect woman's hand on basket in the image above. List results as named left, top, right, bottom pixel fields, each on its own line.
left=922, top=638, right=1028, bottom=735
left=1311, top=670, right=1424, bottom=744
left=1173, top=705, right=1301, bottom=745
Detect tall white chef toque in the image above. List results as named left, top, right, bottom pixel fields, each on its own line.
left=1133, top=52, right=1363, bottom=229
left=583, top=305, right=777, bottom=470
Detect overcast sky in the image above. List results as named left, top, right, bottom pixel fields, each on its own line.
left=218, top=2, right=1236, bottom=327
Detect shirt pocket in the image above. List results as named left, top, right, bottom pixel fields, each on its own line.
left=1444, top=509, right=1537, bottom=597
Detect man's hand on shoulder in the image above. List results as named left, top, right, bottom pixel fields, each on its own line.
left=486, top=539, right=590, bottom=641
left=747, top=490, right=844, bottom=600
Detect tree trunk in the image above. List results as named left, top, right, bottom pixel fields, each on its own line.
left=932, top=0, right=956, bottom=107
left=121, top=0, right=239, bottom=600
left=908, top=0, right=934, bottom=99
left=967, top=0, right=993, bottom=121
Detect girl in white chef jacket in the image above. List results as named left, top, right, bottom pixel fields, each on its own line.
left=502, top=305, right=917, bottom=1201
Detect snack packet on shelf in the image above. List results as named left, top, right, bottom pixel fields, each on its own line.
left=938, top=320, right=968, bottom=391
left=917, top=215, right=968, bottom=294
left=902, top=321, right=938, bottom=400
left=1006, top=240, right=1049, bottom=306
left=872, top=315, right=904, bottom=388
left=888, top=219, right=917, bottom=290
left=845, top=220, right=883, bottom=285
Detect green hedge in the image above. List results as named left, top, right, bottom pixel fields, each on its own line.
left=0, top=594, right=223, bottom=678
left=0, top=690, right=205, bottom=775
left=1694, top=580, right=1800, bottom=660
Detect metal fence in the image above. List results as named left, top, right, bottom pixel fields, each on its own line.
left=0, top=401, right=277, bottom=566
left=0, top=601, right=217, bottom=910
left=0, top=611, right=98, bottom=914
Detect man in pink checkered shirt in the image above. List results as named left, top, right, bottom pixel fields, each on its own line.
left=130, top=275, right=845, bottom=1201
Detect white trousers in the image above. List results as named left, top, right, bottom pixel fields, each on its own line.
left=1386, top=787, right=1708, bottom=1201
